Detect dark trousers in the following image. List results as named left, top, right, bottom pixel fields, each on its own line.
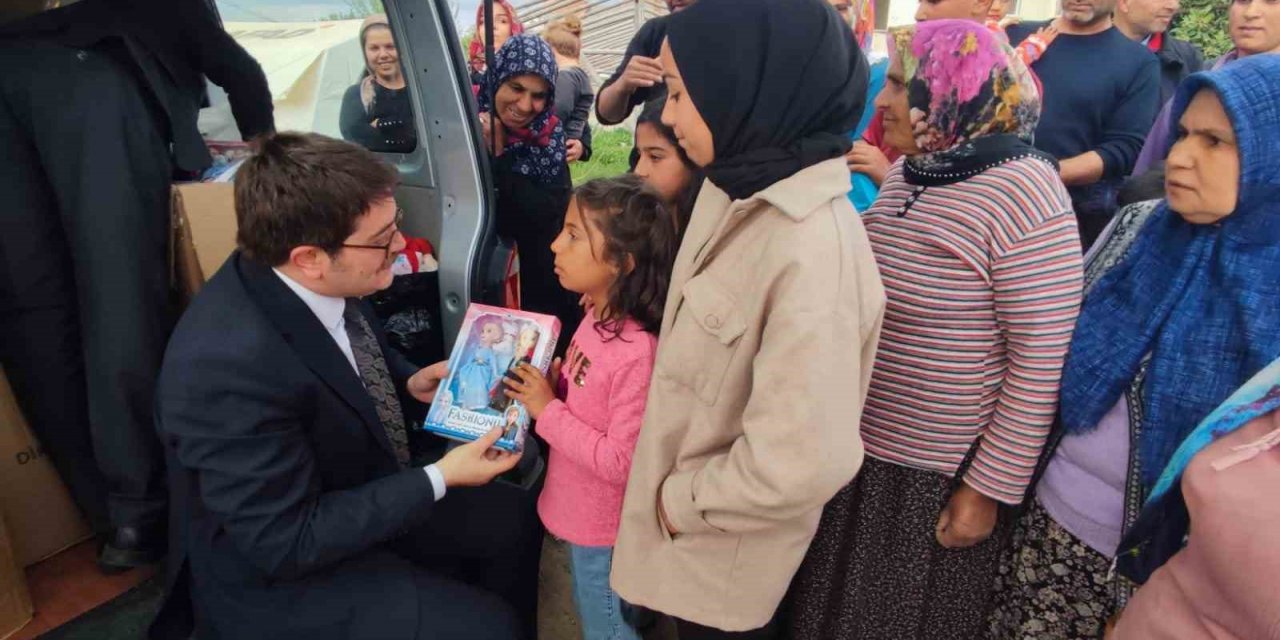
left=395, top=444, right=547, bottom=640
left=675, top=617, right=778, bottom=640
left=0, top=39, right=172, bottom=531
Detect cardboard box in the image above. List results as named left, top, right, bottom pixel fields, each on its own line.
left=0, top=370, right=92, bottom=568
left=171, top=182, right=238, bottom=302
left=0, top=516, right=32, bottom=640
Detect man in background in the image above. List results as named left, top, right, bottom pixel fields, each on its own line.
left=1114, top=0, right=1203, bottom=104
left=0, top=0, right=273, bottom=572
left=1008, top=0, right=1160, bottom=249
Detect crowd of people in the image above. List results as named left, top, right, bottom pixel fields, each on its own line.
left=3, top=0, right=1280, bottom=639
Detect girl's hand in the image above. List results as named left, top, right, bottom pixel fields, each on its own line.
left=1034, top=24, right=1059, bottom=46
left=847, top=141, right=890, bottom=186
left=503, top=361, right=559, bottom=419
left=935, top=483, right=998, bottom=548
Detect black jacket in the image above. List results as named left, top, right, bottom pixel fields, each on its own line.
left=3, top=0, right=274, bottom=171
left=148, top=253, right=437, bottom=640
left=1156, top=35, right=1205, bottom=106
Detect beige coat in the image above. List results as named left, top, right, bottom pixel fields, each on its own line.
left=610, top=158, right=886, bottom=631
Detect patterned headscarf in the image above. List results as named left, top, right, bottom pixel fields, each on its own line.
left=478, top=34, right=567, bottom=185
left=468, top=0, right=525, bottom=75
left=888, top=21, right=1051, bottom=185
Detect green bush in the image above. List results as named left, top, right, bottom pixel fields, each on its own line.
left=570, top=128, right=634, bottom=185
left=1172, top=0, right=1232, bottom=59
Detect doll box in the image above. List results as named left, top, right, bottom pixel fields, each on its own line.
left=422, top=304, right=560, bottom=452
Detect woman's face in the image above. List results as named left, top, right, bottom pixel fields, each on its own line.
left=658, top=40, right=715, bottom=167
left=634, top=122, right=695, bottom=206
left=1166, top=89, right=1240, bottom=225
left=364, top=27, right=400, bottom=82
left=482, top=8, right=514, bottom=50
left=874, top=56, right=922, bottom=155
left=1231, top=0, right=1280, bottom=56
left=494, top=74, right=550, bottom=130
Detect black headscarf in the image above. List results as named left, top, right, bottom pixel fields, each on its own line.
left=665, top=0, right=868, bottom=201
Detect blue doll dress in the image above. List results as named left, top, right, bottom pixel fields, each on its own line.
left=453, top=344, right=500, bottom=410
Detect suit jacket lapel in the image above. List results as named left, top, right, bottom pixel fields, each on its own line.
left=235, top=254, right=398, bottom=460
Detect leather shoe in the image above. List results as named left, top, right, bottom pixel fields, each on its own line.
left=98, top=524, right=164, bottom=574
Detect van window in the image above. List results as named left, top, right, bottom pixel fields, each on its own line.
left=202, top=0, right=418, bottom=154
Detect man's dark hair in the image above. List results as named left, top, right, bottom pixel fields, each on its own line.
left=235, top=132, right=399, bottom=266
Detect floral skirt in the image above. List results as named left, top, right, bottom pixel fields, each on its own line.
left=986, top=499, right=1119, bottom=640
left=782, top=457, right=1012, bottom=640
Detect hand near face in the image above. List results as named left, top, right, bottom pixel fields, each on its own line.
left=619, top=55, right=665, bottom=92
left=478, top=112, right=507, bottom=156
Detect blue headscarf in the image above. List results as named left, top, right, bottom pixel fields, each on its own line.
left=477, top=34, right=567, bottom=185
left=1118, top=356, right=1280, bottom=583
left=1058, top=55, right=1280, bottom=489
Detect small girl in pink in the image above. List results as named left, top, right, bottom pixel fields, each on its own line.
left=504, top=175, right=680, bottom=640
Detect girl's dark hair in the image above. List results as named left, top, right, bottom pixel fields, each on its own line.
left=574, top=175, right=680, bottom=339
left=636, top=96, right=703, bottom=238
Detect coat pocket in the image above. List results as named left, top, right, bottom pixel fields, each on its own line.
left=661, top=274, right=747, bottom=405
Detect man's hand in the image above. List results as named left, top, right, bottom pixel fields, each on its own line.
left=407, top=362, right=449, bottom=404
left=935, top=483, right=999, bottom=549
left=566, top=139, right=584, bottom=163
left=434, top=428, right=522, bottom=488
left=658, top=493, right=678, bottom=536
left=847, top=141, right=891, bottom=186
left=618, top=55, right=664, bottom=92
left=503, top=361, right=560, bottom=419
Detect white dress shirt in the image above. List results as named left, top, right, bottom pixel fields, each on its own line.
left=273, top=269, right=446, bottom=500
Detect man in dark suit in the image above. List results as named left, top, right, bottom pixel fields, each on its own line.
left=0, top=0, right=273, bottom=571
left=150, top=133, right=526, bottom=640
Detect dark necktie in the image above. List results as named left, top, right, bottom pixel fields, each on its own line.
left=343, top=300, right=411, bottom=466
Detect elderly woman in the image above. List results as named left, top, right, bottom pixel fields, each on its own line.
left=785, top=20, right=1084, bottom=640
left=477, top=34, right=579, bottom=334
left=988, top=54, right=1280, bottom=640
left=339, top=15, right=415, bottom=153
left=608, top=0, right=883, bottom=638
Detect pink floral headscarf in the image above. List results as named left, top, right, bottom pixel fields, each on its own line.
left=889, top=20, right=1041, bottom=156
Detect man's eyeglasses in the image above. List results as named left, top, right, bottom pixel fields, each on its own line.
left=340, top=208, right=405, bottom=260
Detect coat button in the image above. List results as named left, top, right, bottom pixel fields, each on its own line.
left=705, top=314, right=722, bottom=329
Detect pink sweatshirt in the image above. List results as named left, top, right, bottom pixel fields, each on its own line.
left=536, top=316, right=657, bottom=547
left=1114, top=410, right=1280, bottom=639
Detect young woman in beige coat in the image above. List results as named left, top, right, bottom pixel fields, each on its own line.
left=607, top=0, right=885, bottom=637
